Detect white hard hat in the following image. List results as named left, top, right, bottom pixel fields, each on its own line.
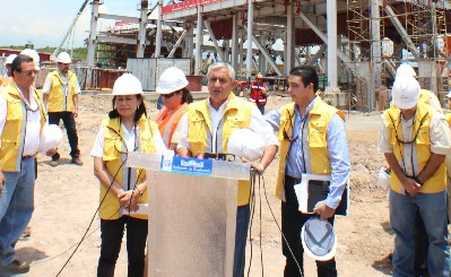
left=392, top=76, right=420, bottom=109
left=227, top=128, right=265, bottom=161
left=20, top=49, right=40, bottom=70
left=156, top=66, right=189, bottom=95
left=5, top=54, right=17, bottom=65
left=56, top=52, right=72, bottom=64
left=112, top=73, right=143, bottom=96
left=395, top=63, right=417, bottom=79
left=38, top=124, right=63, bottom=154
left=301, top=217, right=337, bottom=261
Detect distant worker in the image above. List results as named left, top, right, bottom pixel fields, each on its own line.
left=42, top=52, right=83, bottom=166
left=155, top=66, right=193, bottom=150
left=249, top=73, right=268, bottom=114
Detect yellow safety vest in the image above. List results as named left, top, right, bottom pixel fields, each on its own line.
left=383, top=102, right=447, bottom=193
left=0, top=76, right=12, bottom=88
left=0, top=83, right=47, bottom=172
left=275, top=98, right=344, bottom=200
left=100, top=115, right=158, bottom=220
left=46, top=70, right=79, bottom=112
left=419, top=89, right=442, bottom=113
left=187, top=94, right=253, bottom=206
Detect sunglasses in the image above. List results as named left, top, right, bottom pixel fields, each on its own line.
left=162, top=91, right=180, bottom=98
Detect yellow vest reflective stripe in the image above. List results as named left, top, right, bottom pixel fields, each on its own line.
left=275, top=98, right=342, bottom=200
left=100, top=115, right=158, bottom=220
left=47, top=70, right=78, bottom=112
left=382, top=102, right=447, bottom=193
left=0, top=84, right=47, bottom=172
left=187, top=94, right=253, bottom=206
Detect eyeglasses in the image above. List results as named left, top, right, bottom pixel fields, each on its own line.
left=162, top=91, right=180, bottom=98
left=18, top=70, right=38, bottom=77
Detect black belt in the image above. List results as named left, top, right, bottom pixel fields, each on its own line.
left=285, top=175, right=302, bottom=184
left=22, top=155, right=35, bottom=160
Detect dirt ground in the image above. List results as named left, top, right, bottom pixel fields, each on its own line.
left=10, top=94, right=395, bottom=277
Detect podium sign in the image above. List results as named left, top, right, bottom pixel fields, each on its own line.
left=128, top=153, right=250, bottom=277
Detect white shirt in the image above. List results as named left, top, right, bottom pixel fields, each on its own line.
left=42, top=71, right=81, bottom=95
left=173, top=98, right=279, bottom=153
left=0, top=88, right=43, bottom=156
left=379, top=112, right=451, bottom=176
left=90, top=123, right=167, bottom=158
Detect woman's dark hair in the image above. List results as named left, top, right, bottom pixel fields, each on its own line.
left=108, top=94, right=147, bottom=122
left=289, top=65, right=319, bottom=92
left=180, top=88, right=193, bottom=104
left=11, top=54, right=34, bottom=77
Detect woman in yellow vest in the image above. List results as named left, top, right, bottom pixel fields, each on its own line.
left=90, top=73, right=166, bottom=277
left=155, top=66, right=193, bottom=149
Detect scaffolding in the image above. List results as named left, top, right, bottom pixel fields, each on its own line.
left=346, top=0, right=449, bottom=108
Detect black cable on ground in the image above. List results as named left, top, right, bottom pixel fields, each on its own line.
left=55, top=158, right=128, bottom=277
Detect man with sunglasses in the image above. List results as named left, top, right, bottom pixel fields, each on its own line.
left=173, top=62, right=278, bottom=277
left=0, top=55, right=48, bottom=274
left=42, top=51, right=82, bottom=166
left=265, top=65, right=350, bottom=277
left=380, top=75, right=451, bottom=276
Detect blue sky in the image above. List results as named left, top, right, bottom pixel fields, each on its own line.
left=0, top=0, right=157, bottom=48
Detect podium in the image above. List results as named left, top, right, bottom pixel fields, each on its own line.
left=128, top=152, right=251, bottom=277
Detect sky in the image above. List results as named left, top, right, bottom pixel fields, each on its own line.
left=0, top=0, right=157, bottom=48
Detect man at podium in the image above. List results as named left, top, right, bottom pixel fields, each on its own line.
left=173, top=62, right=278, bottom=277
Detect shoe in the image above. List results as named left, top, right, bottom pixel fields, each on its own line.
left=49, top=160, right=59, bottom=167
left=1, top=259, right=30, bottom=273
left=71, top=157, right=83, bottom=166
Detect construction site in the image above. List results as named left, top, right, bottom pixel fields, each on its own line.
left=0, top=0, right=450, bottom=276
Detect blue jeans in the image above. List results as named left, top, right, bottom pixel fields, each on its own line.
left=389, top=190, right=450, bottom=277
left=0, top=158, right=36, bottom=266
left=233, top=205, right=250, bottom=277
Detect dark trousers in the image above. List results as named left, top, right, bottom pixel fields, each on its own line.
left=97, top=216, right=148, bottom=277
left=233, top=205, right=250, bottom=277
left=282, top=176, right=337, bottom=277
left=415, top=213, right=429, bottom=277
left=48, top=112, right=80, bottom=160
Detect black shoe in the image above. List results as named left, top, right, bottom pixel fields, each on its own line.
left=71, top=157, right=83, bottom=166
left=1, top=259, right=30, bottom=273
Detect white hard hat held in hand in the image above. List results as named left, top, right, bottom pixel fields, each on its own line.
left=56, top=52, right=72, bottom=64
left=391, top=76, right=420, bottom=110
left=301, top=217, right=337, bottom=261
left=39, top=124, right=63, bottom=154
left=112, top=73, right=143, bottom=95
left=156, top=66, right=189, bottom=95
left=227, top=128, right=265, bottom=161
left=20, top=49, right=40, bottom=71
